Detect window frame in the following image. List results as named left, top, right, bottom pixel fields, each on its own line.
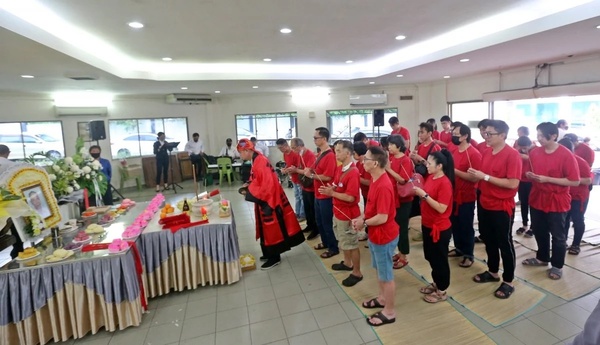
left=326, top=107, right=398, bottom=142
left=234, top=112, right=298, bottom=145
left=0, top=120, right=66, bottom=162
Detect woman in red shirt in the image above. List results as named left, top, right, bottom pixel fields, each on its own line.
left=413, top=150, right=455, bottom=303
left=385, top=135, right=414, bottom=269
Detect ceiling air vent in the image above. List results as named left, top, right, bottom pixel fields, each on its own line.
left=66, top=74, right=99, bottom=81
left=399, top=95, right=413, bottom=101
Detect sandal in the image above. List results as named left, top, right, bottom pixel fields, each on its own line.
left=419, top=283, right=437, bottom=294
left=473, top=271, right=500, bottom=283
left=362, top=297, right=385, bottom=309
left=522, top=258, right=549, bottom=266
left=568, top=246, right=581, bottom=255
left=494, top=282, right=515, bottom=299
left=524, top=229, right=534, bottom=238
left=474, top=235, right=483, bottom=243
left=320, top=251, right=339, bottom=259
left=332, top=261, right=353, bottom=271
left=516, top=227, right=526, bottom=235
left=366, top=311, right=396, bottom=326
left=459, top=258, right=473, bottom=268
left=423, top=290, right=447, bottom=303
left=314, top=243, right=327, bottom=250
left=393, top=259, right=409, bottom=270
left=392, top=254, right=400, bottom=262
left=342, top=274, right=363, bottom=287
left=548, top=267, right=562, bottom=280
left=448, top=249, right=462, bottom=257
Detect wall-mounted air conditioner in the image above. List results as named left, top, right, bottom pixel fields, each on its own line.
left=349, top=94, right=388, bottom=106
left=166, top=93, right=212, bottom=104
left=55, top=106, right=108, bottom=117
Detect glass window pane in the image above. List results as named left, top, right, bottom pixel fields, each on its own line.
left=254, top=114, right=277, bottom=141
left=450, top=101, right=489, bottom=142
left=138, top=119, right=164, bottom=156
left=0, top=123, right=24, bottom=160
left=276, top=115, right=294, bottom=139
left=109, top=120, right=140, bottom=159
left=236, top=116, right=254, bottom=141
left=164, top=118, right=189, bottom=152
left=23, top=121, right=65, bottom=162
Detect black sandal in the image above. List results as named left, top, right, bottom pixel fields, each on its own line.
left=494, top=282, right=515, bottom=299
left=568, top=246, right=581, bottom=255
left=332, top=261, right=353, bottom=271
left=362, top=297, right=385, bottom=309
left=473, top=271, right=501, bottom=283
left=342, top=274, right=363, bottom=287
left=448, top=249, right=462, bottom=257
left=459, top=257, right=474, bottom=268
left=516, top=227, right=526, bottom=235
left=366, top=311, right=396, bottom=326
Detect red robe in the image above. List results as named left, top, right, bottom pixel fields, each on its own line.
left=246, top=152, right=304, bottom=255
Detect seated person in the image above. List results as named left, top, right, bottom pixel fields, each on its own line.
left=219, top=138, right=240, bottom=159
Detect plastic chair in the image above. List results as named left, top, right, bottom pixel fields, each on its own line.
left=217, top=157, right=233, bottom=185
left=119, top=164, right=143, bottom=192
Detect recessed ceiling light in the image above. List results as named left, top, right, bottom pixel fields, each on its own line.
left=345, top=60, right=353, bottom=64
left=596, top=25, right=600, bottom=29
left=443, top=76, right=451, bottom=79
left=395, top=35, right=406, bottom=40
left=369, top=82, right=375, bottom=84
left=181, top=87, right=188, bottom=90
left=280, top=28, right=292, bottom=34
left=396, top=74, right=404, bottom=77
left=162, top=57, right=172, bottom=61
left=459, top=58, right=470, bottom=62
left=21, top=75, right=34, bottom=78
left=263, top=58, right=272, bottom=62
left=252, top=86, right=259, bottom=89
left=128, top=22, right=144, bottom=29
left=215, top=91, right=221, bottom=94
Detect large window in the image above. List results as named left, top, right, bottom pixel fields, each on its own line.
left=108, top=118, right=188, bottom=159
left=327, top=108, right=397, bottom=141
left=235, top=112, right=297, bottom=146
left=449, top=101, right=490, bottom=142
left=0, top=121, right=65, bottom=161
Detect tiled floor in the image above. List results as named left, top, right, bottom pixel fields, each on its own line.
left=9, top=180, right=600, bottom=345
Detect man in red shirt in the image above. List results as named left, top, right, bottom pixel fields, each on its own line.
left=410, top=122, right=441, bottom=220
left=319, top=140, right=363, bottom=286
left=305, top=127, right=338, bottom=257
left=352, top=146, right=397, bottom=326
left=450, top=123, right=482, bottom=268
left=558, top=138, right=593, bottom=256
left=564, top=133, right=595, bottom=168
left=468, top=120, right=521, bottom=299
left=427, top=118, right=440, bottom=141
left=523, top=123, right=580, bottom=280
left=515, top=136, right=534, bottom=238
left=475, top=119, right=491, bottom=155
left=388, top=116, right=411, bottom=148
left=290, top=138, right=318, bottom=238
left=435, top=115, right=453, bottom=148
left=277, top=139, right=305, bottom=222
left=353, top=132, right=380, bottom=148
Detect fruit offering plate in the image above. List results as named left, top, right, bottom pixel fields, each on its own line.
left=15, top=251, right=41, bottom=261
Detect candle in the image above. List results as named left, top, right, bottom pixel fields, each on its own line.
left=201, top=206, right=207, bottom=215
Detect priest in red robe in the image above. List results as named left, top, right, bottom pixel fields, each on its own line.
left=237, top=138, right=305, bottom=269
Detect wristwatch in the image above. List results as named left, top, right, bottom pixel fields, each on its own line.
left=423, top=193, right=429, bottom=199
left=484, top=175, right=490, bottom=182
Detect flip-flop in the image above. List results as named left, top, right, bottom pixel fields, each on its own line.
left=568, top=246, right=581, bottom=255
left=313, top=243, right=326, bottom=250
left=448, top=249, right=462, bottom=257
left=362, top=297, right=385, bottom=309
left=423, top=290, right=447, bottom=303
left=320, top=251, right=339, bottom=259
left=548, top=267, right=562, bottom=280
left=393, top=259, right=409, bottom=270
left=522, top=258, right=549, bottom=266
left=419, top=283, right=437, bottom=294
left=473, top=271, right=501, bottom=283
left=366, top=311, right=396, bottom=326
left=494, top=282, right=515, bottom=299
left=459, top=258, right=474, bottom=268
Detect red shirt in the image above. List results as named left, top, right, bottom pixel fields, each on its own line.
left=388, top=154, right=414, bottom=206
left=365, top=174, right=398, bottom=245
left=518, top=150, right=532, bottom=182
left=529, top=146, right=580, bottom=213
left=416, top=141, right=441, bottom=161
left=575, top=144, right=595, bottom=168
left=432, top=130, right=440, bottom=141
left=571, top=156, right=592, bottom=202
left=391, top=127, right=411, bottom=147
left=421, top=175, right=453, bottom=242
left=356, top=160, right=371, bottom=199
left=332, top=164, right=361, bottom=220
left=313, top=149, right=337, bottom=199
left=367, top=139, right=380, bottom=148
left=299, top=149, right=316, bottom=192
left=439, top=130, right=452, bottom=144
left=451, top=145, right=482, bottom=204
left=476, top=141, right=490, bottom=155
left=470, top=138, right=479, bottom=147
left=479, top=145, right=521, bottom=214
left=283, top=150, right=300, bottom=184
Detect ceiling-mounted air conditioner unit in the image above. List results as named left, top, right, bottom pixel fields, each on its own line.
left=349, top=94, right=388, bottom=106
left=166, top=93, right=212, bottom=104
left=55, top=106, right=108, bottom=117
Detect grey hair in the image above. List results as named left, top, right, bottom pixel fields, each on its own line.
left=291, top=137, right=305, bottom=147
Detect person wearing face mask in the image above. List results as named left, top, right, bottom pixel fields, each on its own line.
left=153, top=132, right=170, bottom=192
left=89, top=145, right=113, bottom=205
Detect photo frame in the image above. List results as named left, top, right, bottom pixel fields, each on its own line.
left=21, top=183, right=52, bottom=220
left=78, top=122, right=91, bottom=142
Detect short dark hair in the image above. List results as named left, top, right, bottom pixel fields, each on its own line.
left=536, top=122, right=558, bottom=141
left=440, top=115, right=451, bottom=123
left=250, top=137, right=257, bottom=142
left=368, top=146, right=388, bottom=168
left=315, top=127, right=330, bottom=140
left=353, top=142, right=367, bottom=156
left=157, top=132, right=165, bottom=137
left=419, top=122, right=434, bottom=133
left=564, top=133, right=579, bottom=144
left=0, top=145, right=9, bottom=155
left=487, top=120, right=509, bottom=135
left=275, top=138, right=287, bottom=146
left=477, top=119, right=490, bottom=129
left=353, top=132, right=367, bottom=142
left=192, top=132, right=199, bottom=137
left=429, top=150, right=455, bottom=188
left=387, top=134, right=407, bottom=153
left=517, top=136, right=532, bottom=147
left=388, top=116, right=399, bottom=125
left=451, top=121, right=464, bottom=129
left=558, top=138, right=574, bottom=152
left=426, top=118, right=436, bottom=124
left=380, top=136, right=389, bottom=149
left=89, top=145, right=101, bottom=152
left=455, top=124, right=472, bottom=143
left=226, top=138, right=232, bottom=142
left=335, top=140, right=354, bottom=154
left=517, top=126, right=529, bottom=136
left=556, top=119, right=567, bottom=128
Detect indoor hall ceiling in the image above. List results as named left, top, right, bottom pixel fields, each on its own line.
left=0, top=0, right=600, bottom=97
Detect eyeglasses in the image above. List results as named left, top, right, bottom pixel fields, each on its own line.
left=483, top=132, right=500, bottom=137
left=313, top=136, right=323, bottom=140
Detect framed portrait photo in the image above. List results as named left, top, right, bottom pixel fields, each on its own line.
left=22, top=184, right=52, bottom=220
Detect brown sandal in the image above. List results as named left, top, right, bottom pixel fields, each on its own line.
left=423, top=290, right=447, bottom=303
left=419, top=283, right=437, bottom=294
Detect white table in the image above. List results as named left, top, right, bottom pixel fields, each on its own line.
left=206, top=162, right=243, bottom=169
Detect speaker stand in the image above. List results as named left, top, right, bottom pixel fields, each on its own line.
left=166, top=149, right=183, bottom=194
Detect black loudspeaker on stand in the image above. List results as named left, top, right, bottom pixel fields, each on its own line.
left=89, top=120, right=106, bottom=141
left=373, top=109, right=385, bottom=127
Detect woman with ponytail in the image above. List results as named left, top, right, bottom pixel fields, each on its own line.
left=413, top=150, right=455, bottom=303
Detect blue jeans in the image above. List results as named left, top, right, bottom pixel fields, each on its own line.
left=315, top=198, right=338, bottom=253
left=293, top=183, right=305, bottom=218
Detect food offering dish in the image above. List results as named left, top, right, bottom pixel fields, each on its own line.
left=45, top=249, right=75, bottom=263
left=16, top=247, right=40, bottom=261
left=85, top=224, right=105, bottom=234
left=72, top=231, right=92, bottom=243
left=108, top=239, right=130, bottom=254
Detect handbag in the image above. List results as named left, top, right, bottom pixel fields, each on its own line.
left=414, top=143, right=435, bottom=176
left=396, top=159, right=424, bottom=198
left=299, top=150, right=332, bottom=188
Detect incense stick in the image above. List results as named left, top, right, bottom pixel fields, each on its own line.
left=192, top=164, right=199, bottom=201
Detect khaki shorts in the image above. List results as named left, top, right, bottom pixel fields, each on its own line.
left=333, top=217, right=359, bottom=250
